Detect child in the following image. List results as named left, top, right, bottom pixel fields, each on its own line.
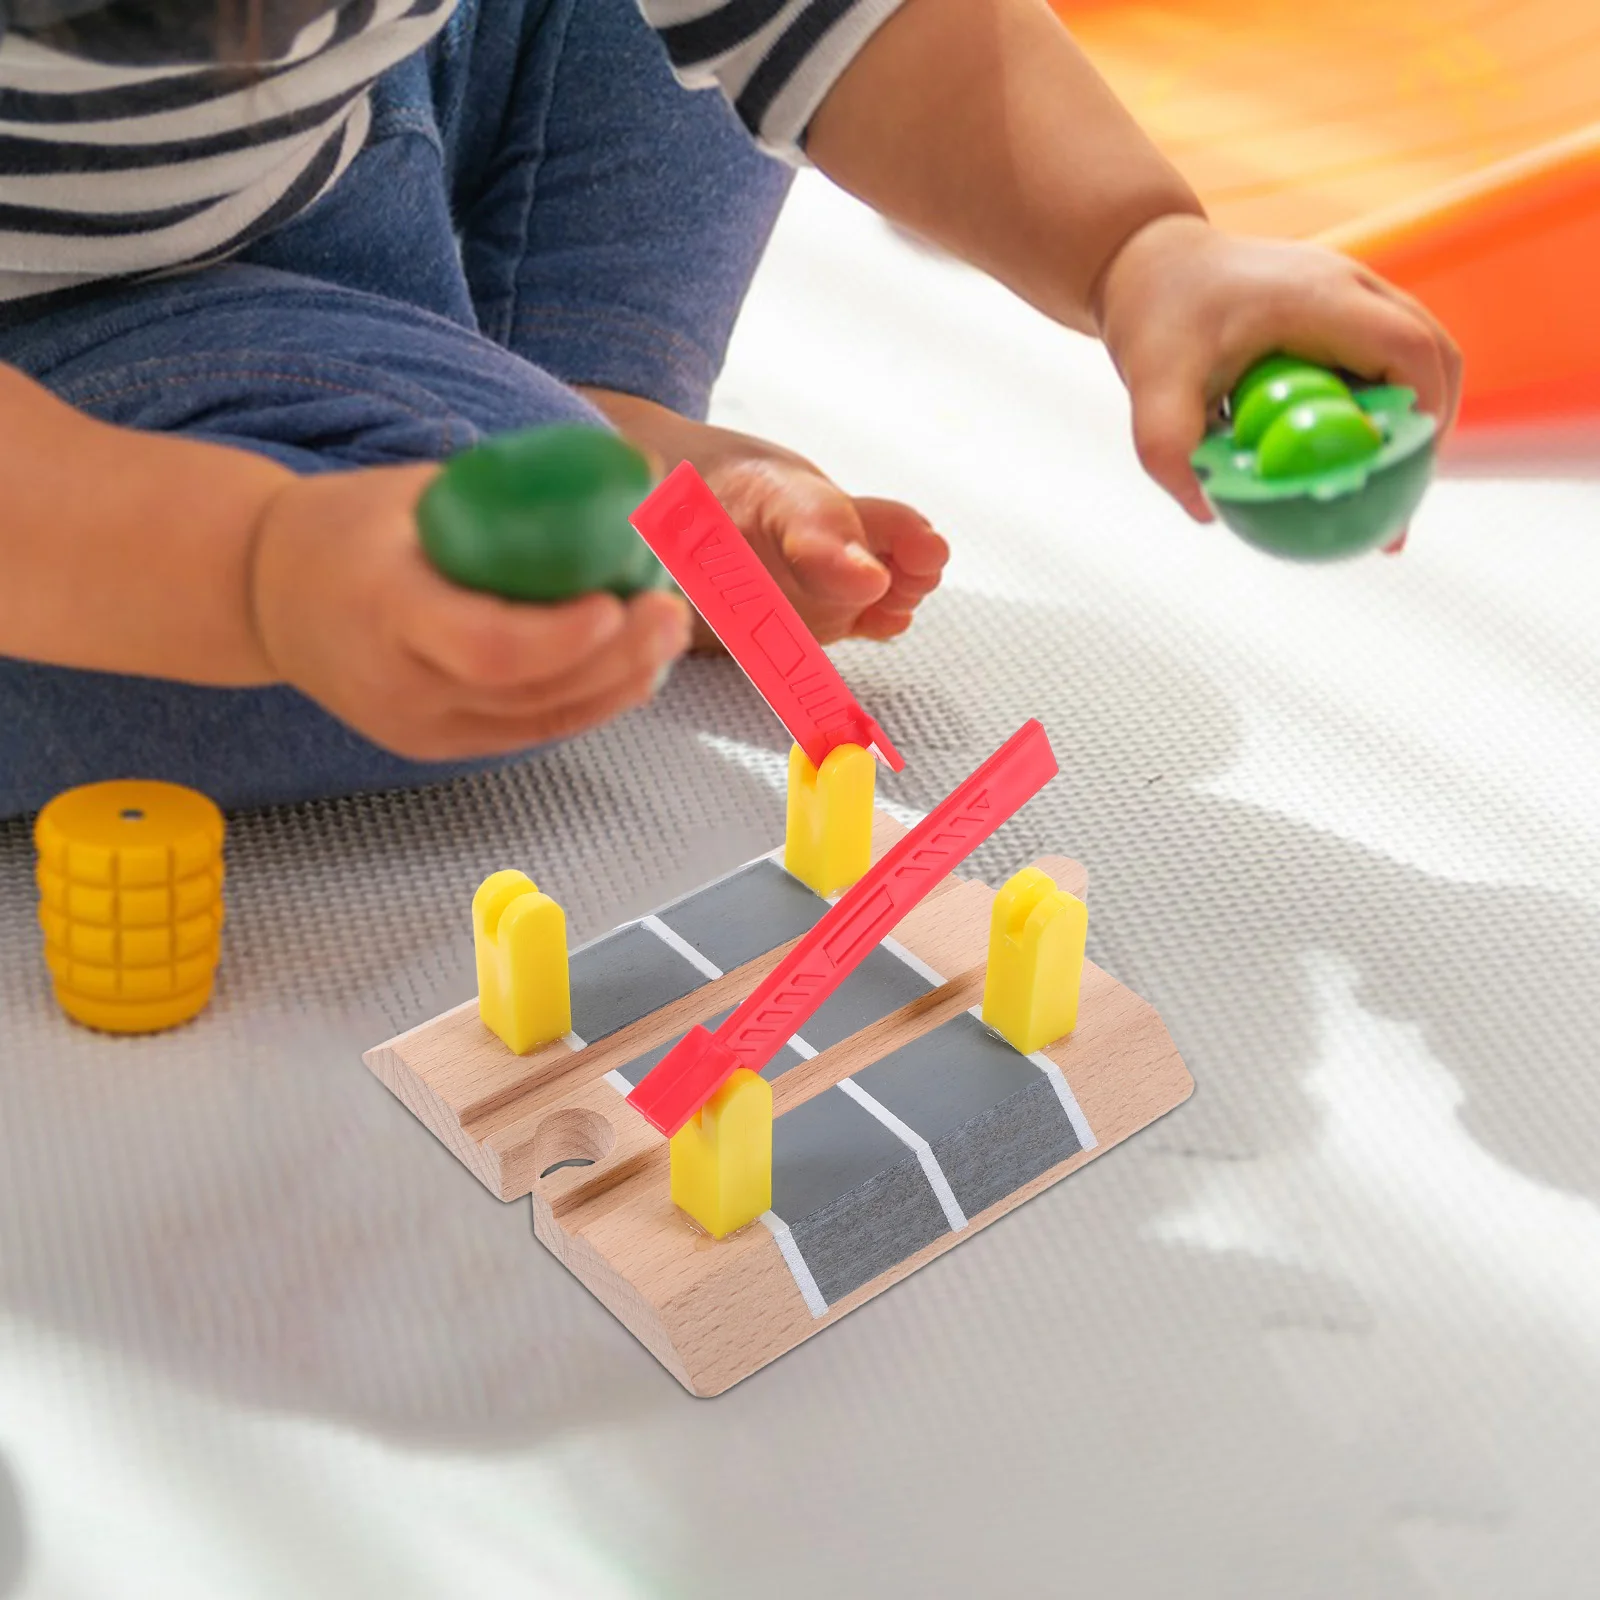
left=0, top=0, right=1460, bottom=818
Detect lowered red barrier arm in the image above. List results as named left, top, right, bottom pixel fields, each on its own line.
left=627, top=719, right=1058, bottom=1136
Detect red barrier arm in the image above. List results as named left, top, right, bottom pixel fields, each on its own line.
left=630, top=462, right=904, bottom=772
left=627, top=719, right=1058, bottom=1135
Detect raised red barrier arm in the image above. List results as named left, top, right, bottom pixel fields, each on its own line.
left=629, top=462, right=904, bottom=771
left=627, top=719, right=1059, bottom=1136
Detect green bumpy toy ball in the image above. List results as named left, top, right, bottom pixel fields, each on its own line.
left=417, top=424, right=669, bottom=602
left=1190, top=355, right=1438, bottom=562
left=1256, top=396, right=1384, bottom=480
left=1230, top=365, right=1353, bottom=449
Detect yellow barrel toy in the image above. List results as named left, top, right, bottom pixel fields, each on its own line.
left=34, top=780, right=225, bottom=1034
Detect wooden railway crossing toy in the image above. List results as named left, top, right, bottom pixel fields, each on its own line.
left=367, top=444, right=1193, bottom=1395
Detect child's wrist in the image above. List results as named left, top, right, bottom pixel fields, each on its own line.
left=240, top=473, right=301, bottom=685
left=1088, top=210, right=1212, bottom=341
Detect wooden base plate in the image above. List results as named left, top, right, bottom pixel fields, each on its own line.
left=365, top=817, right=1192, bottom=1395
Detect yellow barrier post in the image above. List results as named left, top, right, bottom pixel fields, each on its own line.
left=981, top=866, right=1088, bottom=1055
left=473, top=869, right=571, bottom=1055
left=784, top=741, right=875, bottom=897
left=669, top=1068, right=772, bottom=1239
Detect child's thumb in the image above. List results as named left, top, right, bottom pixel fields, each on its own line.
left=775, top=478, right=891, bottom=597
left=1129, top=377, right=1214, bottom=523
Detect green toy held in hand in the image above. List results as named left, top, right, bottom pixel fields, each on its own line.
left=418, top=424, right=670, bottom=601
left=1191, top=355, right=1438, bottom=561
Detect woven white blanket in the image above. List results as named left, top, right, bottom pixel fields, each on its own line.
left=1, top=171, right=1597, bottom=1599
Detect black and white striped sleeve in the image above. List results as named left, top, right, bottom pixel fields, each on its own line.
left=639, top=0, right=910, bottom=161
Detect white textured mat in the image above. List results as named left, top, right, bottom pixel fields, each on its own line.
left=2, top=173, right=1599, bottom=1599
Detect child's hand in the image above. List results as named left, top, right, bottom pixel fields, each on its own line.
left=580, top=392, right=951, bottom=648
left=1095, top=215, right=1463, bottom=521
left=695, top=440, right=950, bottom=646
left=247, top=466, right=692, bottom=762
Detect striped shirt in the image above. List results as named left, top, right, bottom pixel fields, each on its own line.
left=0, top=0, right=906, bottom=305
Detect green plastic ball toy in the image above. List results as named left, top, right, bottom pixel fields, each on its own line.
left=418, top=425, right=668, bottom=602
left=1256, top=396, right=1384, bottom=480
left=1191, top=355, right=1438, bottom=562
left=1231, top=365, right=1353, bottom=449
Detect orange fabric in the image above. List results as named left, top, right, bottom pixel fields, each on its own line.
left=1055, top=1, right=1600, bottom=424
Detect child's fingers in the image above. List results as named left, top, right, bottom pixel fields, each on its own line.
left=775, top=478, right=893, bottom=603
left=855, top=499, right=948, bottom=574
left=884, top=568, right=943, bottom=609
left=855, top=500, right=948, bottom=610
left=875, top=557, right=945, bottom=622
left=392, top=662, right=667, bottom=761
left=1355, top=273, right=1464, bottom=428
left=852, top=605, right=916, bottom=641
left=404, top=583, right=625, bottom=687
left=1283, top=280, right=1454, bottom=425
left=1126, top=369, right=1215, bottom=522
left=464, top=664, right=665, bottom=752
left=439, top=593, right=687, bottom=719
left=405, top=574, right=684, bottom=690
left=1353, top=292, right=1453, bottom=425
left=783, top=533, right=891, bottom=606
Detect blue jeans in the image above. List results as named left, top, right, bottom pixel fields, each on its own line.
left=0, top=0, right=789, bottom=819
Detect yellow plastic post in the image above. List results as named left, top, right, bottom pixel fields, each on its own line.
left=784, top=741, right=876, bottom=897
left=34, top=779, right=225, bottom=1034
left=981, top=866, right=1088, bottom=1055
left=669, top=1068, right=772, bottom=1239
left=472, top=869, right=571, bottom=1055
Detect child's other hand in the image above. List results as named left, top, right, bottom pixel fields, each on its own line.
left=247, top=466, right=691, bottom=762
left=1094, top=215, right=1463, bottom=521
left=581, top=393, right=950, bottom=648
left=700, top=443, right=950, bottom=646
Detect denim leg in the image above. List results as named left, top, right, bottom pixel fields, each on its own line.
left=0, top=0, right=791, bottom=817
left=222, top=0, right=792, bottom=419
left=0, top=264, right=602, bottom=819
left=442, top=0, right=794, bottom=419
left=232, top=28, right=479, bottom=329
left=0, top=263, right=605, bottom=469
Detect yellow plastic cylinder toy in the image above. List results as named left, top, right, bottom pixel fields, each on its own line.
left=34, top=779, right=225, bottom=1034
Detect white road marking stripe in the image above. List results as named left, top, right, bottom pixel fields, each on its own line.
left=563, top=1030, right=587, bottom=1053
left=787, top=1035, right=818, bottom=1059
left=762, top=1211, right=828, bottom=1318
left=965, top=1005, right=1097, bottom=1151
left=881, top=935, right=946, bottom=989
left=602, top=1069, right=633, bottom=1096
left=836, top=1078, right=969, bottom=1234
left=641, top=914, right=724, bottom=981
left=1030, top=1055, right=1098, bottom=1151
